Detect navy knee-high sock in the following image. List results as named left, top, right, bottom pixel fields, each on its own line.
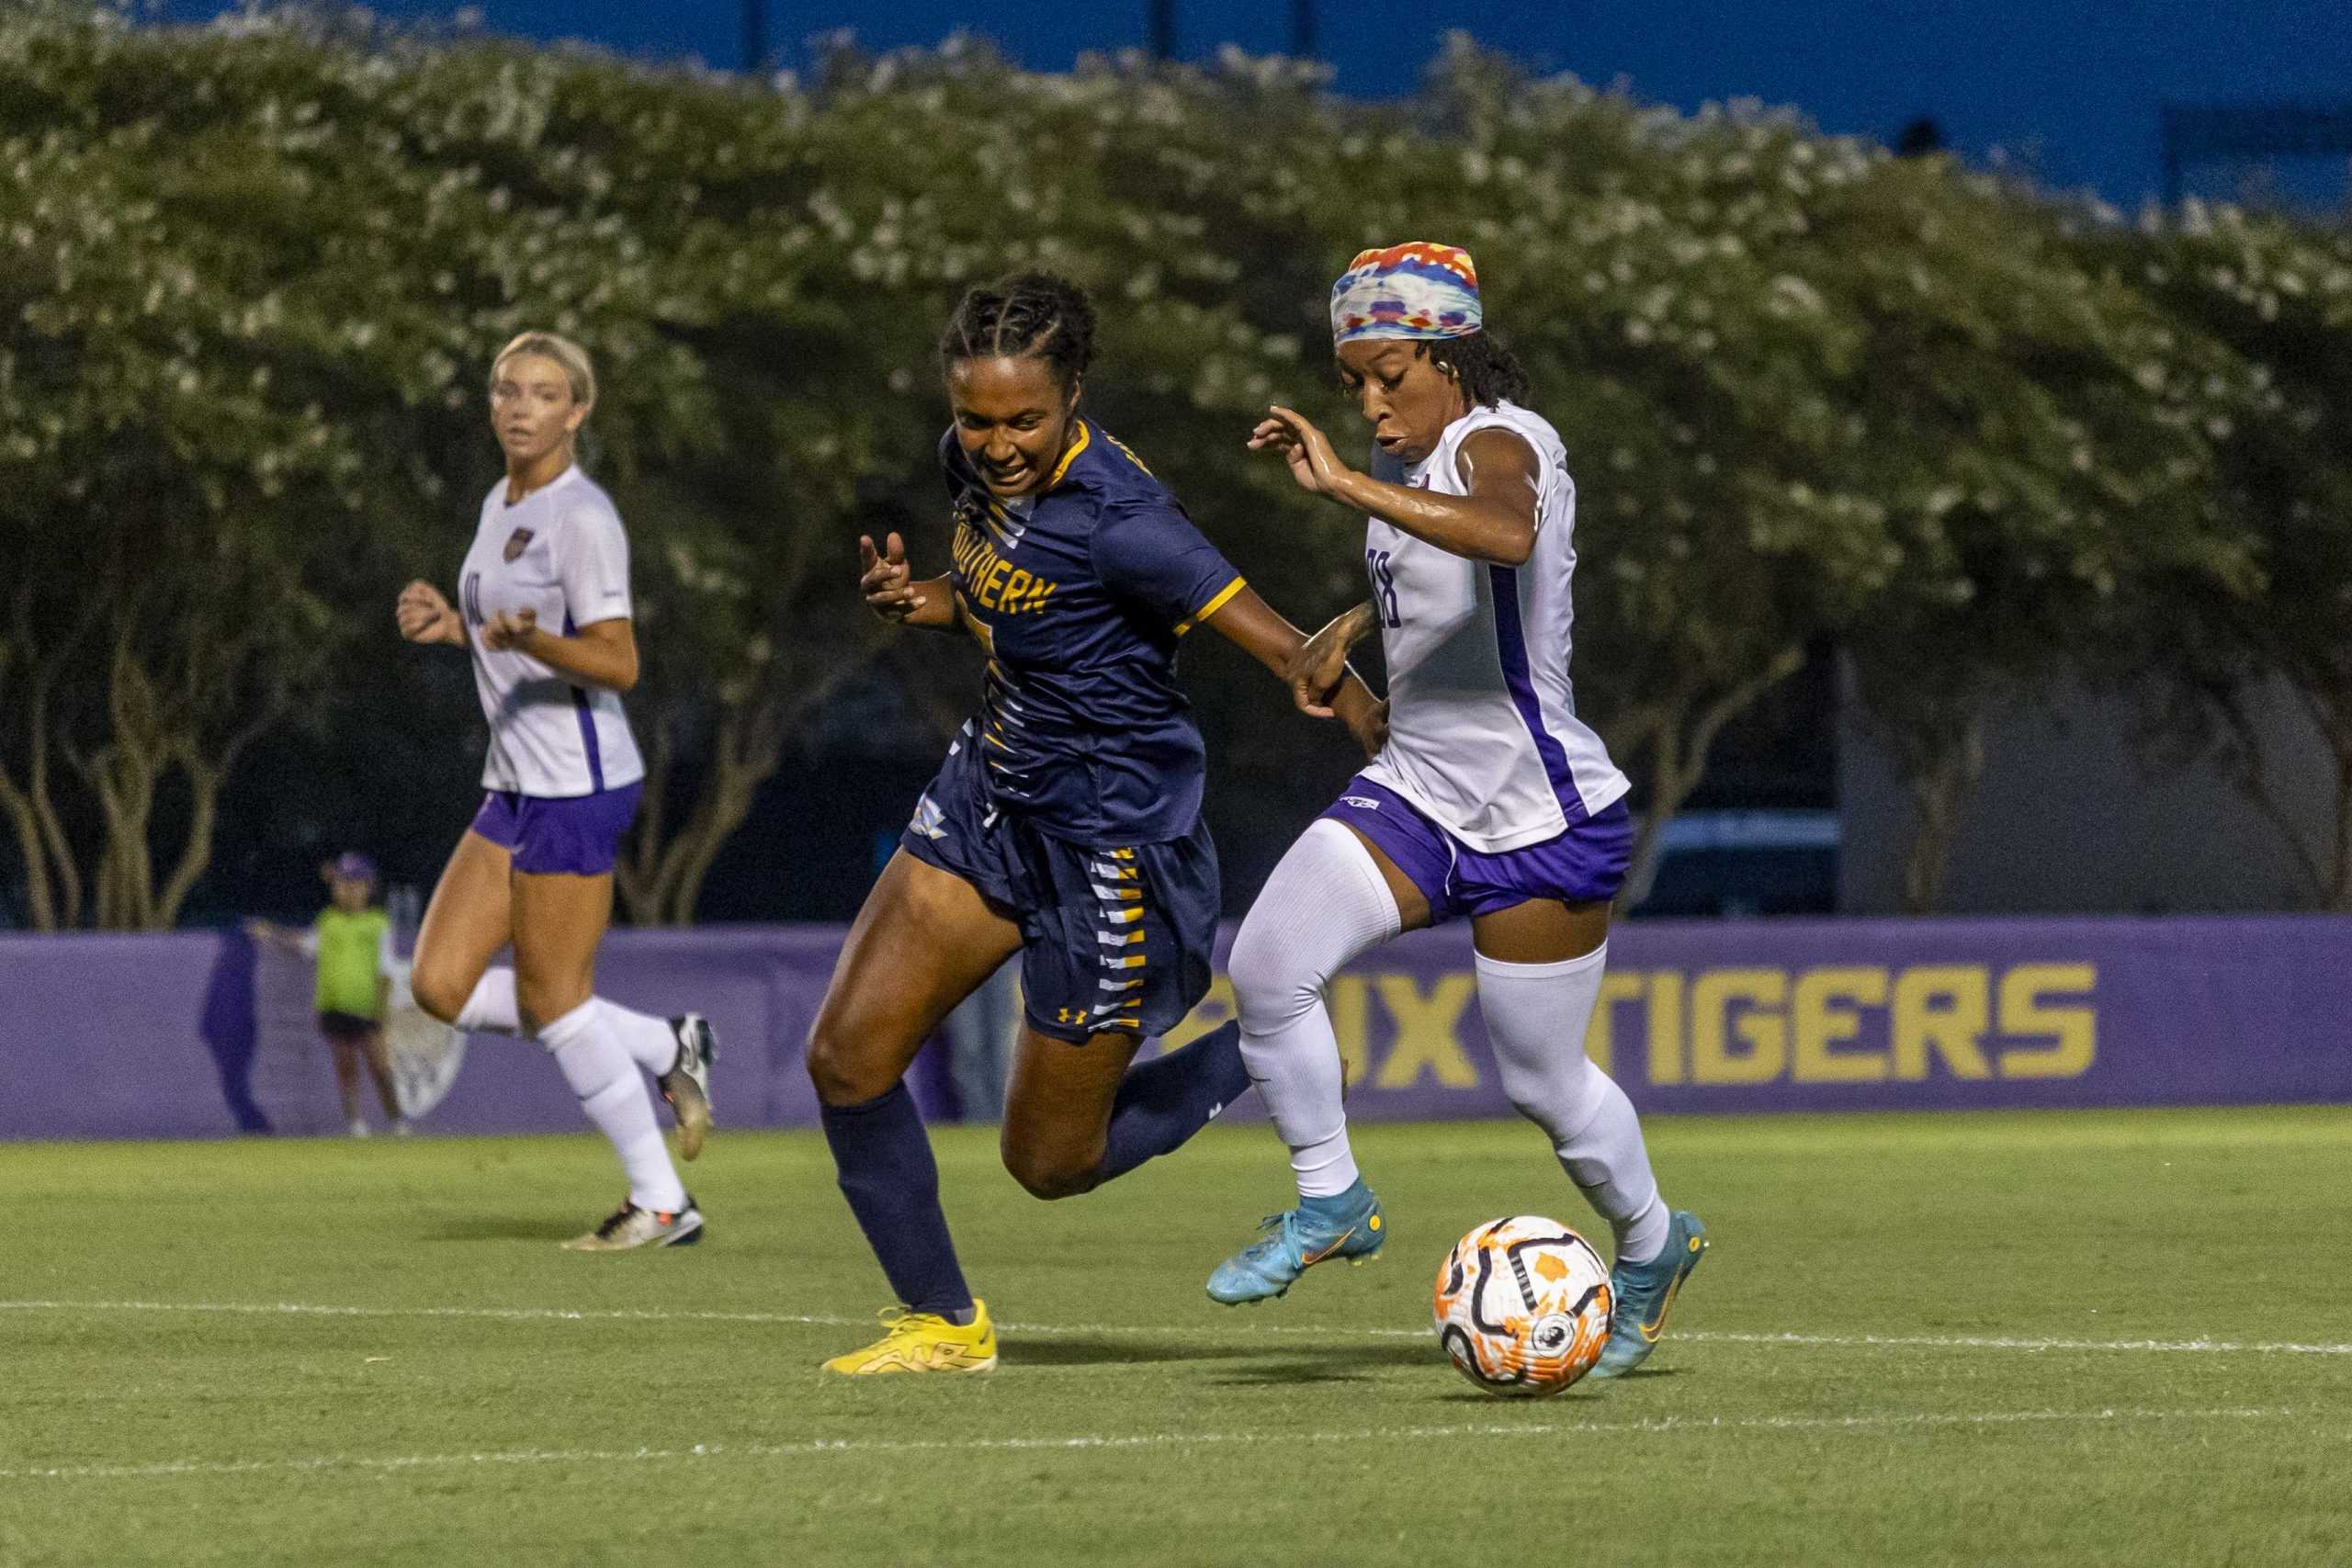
left=820, top=1083, right=974, bottom=1317
left=1098, top=1021, right=1252, bottom=1184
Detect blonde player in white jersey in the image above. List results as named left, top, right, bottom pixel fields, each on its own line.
left=393, top=331, right=718, bottom=1251
left=1207, top=245, right=1706, bottom=1377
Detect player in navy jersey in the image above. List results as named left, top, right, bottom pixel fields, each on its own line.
left=809, top=273, right=1385, bottom=1374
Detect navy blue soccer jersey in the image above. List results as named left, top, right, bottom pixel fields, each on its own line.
left=939, top=420, right=1243, bottom=844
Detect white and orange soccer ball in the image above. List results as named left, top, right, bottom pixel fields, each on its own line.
left=1432, top=1216, right=1614, bottom=1397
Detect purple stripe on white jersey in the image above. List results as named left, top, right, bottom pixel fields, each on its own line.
left=561, top=610, right=605, bottom=794
left=1485, top=563, right=1591, bottom=829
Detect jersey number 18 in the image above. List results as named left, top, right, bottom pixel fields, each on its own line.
left=1367, top=548, right=1402, bottom=629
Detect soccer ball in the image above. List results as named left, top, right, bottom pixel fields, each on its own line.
left=1432, top=1216, right=1613, bottom=1397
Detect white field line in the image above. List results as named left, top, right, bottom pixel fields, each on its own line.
left=0, top=1405, right=2301, bottom=1484
left=1682, top=1328, right=2352, bottom=1356
left=3, top=1298, right=2350, bottom=1359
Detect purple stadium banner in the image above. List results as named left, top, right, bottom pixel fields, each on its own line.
left=1, top=916, right=2346, bottom=1141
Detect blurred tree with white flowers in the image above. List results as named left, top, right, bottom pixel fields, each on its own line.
left=0, top=5, right=2336, bottom=924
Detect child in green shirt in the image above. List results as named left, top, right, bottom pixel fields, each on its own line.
left=248, top=852, right=408, bottom=1137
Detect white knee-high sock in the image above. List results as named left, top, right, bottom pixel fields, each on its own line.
left=597, top=998, right=680, bottom=1077
left=1229, top=820, right=1401, bottom=1201
left=458, top=968, right=676, bottom=1077
left=1475, top=945, right=1669, bottom=1265
left=455, top=968, right=520, bottom=1034
left=538, top=999, right=687, bottom=1213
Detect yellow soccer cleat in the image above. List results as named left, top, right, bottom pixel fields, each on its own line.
left=821, top=1300, right=998, bottom=1375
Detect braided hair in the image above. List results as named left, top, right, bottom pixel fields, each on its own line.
left=938, top=272, right=1098, bottom=392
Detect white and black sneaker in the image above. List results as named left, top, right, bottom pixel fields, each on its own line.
left=562, top=1197, right=706, bottom=1251
left=659, top=1014, right=718, bottom=1161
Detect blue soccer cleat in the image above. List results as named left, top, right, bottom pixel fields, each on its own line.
left=1205, top=1179, right=1385, bottom=1304
left=1589, top=1210, right=1708, bottom=1379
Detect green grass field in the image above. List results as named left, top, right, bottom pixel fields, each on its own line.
left=5, top=1108, right=2349, bottom=1567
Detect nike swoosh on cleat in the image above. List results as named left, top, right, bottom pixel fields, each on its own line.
left=1638, top=1279, right=1681, bottom=1341
left=1639, top=1250, right=1704, bottom=1339
left=1299, top=1227, right=1357, bottom=1267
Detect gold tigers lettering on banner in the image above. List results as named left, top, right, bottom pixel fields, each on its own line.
left=1159, top=961, right=2097, bottom=1096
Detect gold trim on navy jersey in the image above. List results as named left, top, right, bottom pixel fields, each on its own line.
left=1173, top=575, right=1246, bottom=637
left=1046, top=421, right=1094, bottom=488
left=932, top=418, right=1233, bottom=844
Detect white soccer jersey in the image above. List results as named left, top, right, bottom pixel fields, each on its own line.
left=457, top=465, right=646, bottom=798
left=1358, top=400, right=1630, bottom=852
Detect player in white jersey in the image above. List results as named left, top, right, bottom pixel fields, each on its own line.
left=393, top=331, right=718, bottom=1251
left=1207, top=245, right=1706, bottom=1377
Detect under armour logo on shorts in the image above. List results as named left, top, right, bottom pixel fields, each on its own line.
left=910, top=795, right=948, bottom=840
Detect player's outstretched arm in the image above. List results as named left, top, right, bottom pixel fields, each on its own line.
left=242, top=919, right=306, bottom=955
left=1248, top=408, right=1538, bottom=567
left=1288, top=601, right=1380, bottom=717
left=858, top=532, right=957, bottom=631
left=396, top=581, right=468, bottom=648
left=1198, top=585, right=1386, bottom=759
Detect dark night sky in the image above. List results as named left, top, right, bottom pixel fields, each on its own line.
left=165, top=1, right=2352, bottom=209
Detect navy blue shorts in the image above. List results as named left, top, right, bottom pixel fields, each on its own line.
left=901, top=732, right=1218, bottom=1044
left=471, top=782, right=643, bottom=876
left=1319, top=774, right=1633, bottom=922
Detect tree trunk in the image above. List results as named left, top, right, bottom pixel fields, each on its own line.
left=1617, top=712, right=1689, bottom=915
left=0, top=615, right=91, bottom=930
left=1896, top=712, right=1985, bottom=916
left=72, top=631, right=242, bottom=930
left=28, top=695, right=82, bottom=930
left=0, top=774, right=57, bottom=931
left=2206, top=682, right=2330, bottom=908
left=2316, top=697, right=2352, bottom=913
left=80, top=745, right=161, bottom=930
left=661, top=742, right=771, bottom=925
left=2330, top=750, right=2352, bottom=913
left=0, top=678, right=58, bottom=932
left=613, top=725, right=677, bottom=925
left=1613, top=645, right=1806, bottom=910
left=618, top=661, right=860, bottom=927
left=153, top=731, right=264, bottom=931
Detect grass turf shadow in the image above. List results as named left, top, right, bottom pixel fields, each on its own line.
left=1204, top=1341, right=1440, bottom=1385
left=999, top=1335, right=1241, bottom=1367
left=1427, top=1367, right=1681, bottom=1402
left=423, top=1216, right=580, bottom=1243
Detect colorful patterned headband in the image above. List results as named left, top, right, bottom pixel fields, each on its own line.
left=1329, top=242, right=1482, bottom=344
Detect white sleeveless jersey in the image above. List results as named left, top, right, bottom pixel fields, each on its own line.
left=1358, top=400, right=1629, bottom=852
left=457, top=465, right=646, bottom=798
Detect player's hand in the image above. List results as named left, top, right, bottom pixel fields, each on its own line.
left=396, top=581, right=463, bottom=646
left=1248, top=406, right=1353, bottom=498
left=1286, top=617, right=1357, bottom=719
left=859, top=532, right=918, bottom=623
left=481, top=607, right=538, bottom=652
left=1346, top=697, right=1390, bottom=760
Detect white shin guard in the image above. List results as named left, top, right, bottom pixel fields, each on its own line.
left=455, top=968, right=520, bottom=1035
left=1474, top=945, right=1669, bottom=1265
left=458, top=967, right=676, bottom=1077
left=538, top=998, right=687, bottom=1213
left=1228, top=820, right=1402, bottom=1200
